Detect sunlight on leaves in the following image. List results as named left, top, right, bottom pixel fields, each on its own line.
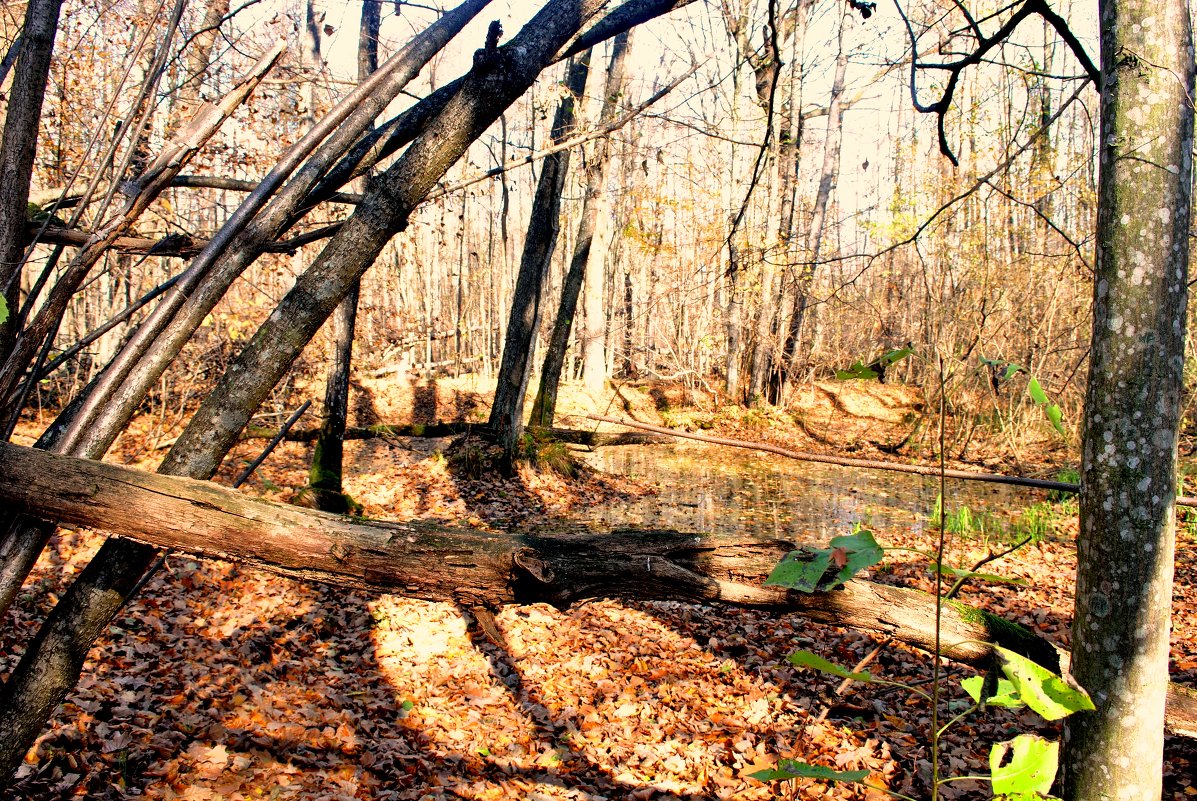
left=1027, top=377, right=1067, bottom=437
left=960, top=676, right=1024, bottom=708
left=989, top=734, right=1058, bottom=796
left=994, top=646, right=1094, bottom=720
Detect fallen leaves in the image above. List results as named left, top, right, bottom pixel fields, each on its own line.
left=3, top=404, right=1195, bottom=800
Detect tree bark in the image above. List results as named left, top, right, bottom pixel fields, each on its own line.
left=488, top=52, right=590, bottom=463
left=531, top=31, right=632, bottom=427
left=0, top=439, right=1194, bottom=739
left=780, top=8, right=849, bottom=398
left=1062, top=2, right=1194, bottom=798
left=309, top=281, right=360, bottom=512
left=0, top=0, right=64, bottom=358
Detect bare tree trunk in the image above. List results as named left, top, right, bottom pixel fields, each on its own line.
left=580, top=202, right=607, bottom=392
left=781, top=7, right=849, bottom=397
left=724, top=244, right=743, bottom=397
left=1063, top=1, right=1194, bottom=797
left=489, top=53, right=590, bottom=464
left=307, top=0, right=380, bottom=512
left=175, top=0, right=230, bottom=120
left=531, top=31, right=631, bottom=427
left=0, top=0, right=63, bottom=358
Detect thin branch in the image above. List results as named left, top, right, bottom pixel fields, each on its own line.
left=893, top=0, right=1099, bottom=164
left=427, top=63, right=697, bottom=202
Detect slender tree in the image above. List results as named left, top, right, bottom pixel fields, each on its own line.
left=489, top=53, right=590, bottom=464
left=306, top=0, right=382, bottom=512
left=1063, top=0, right=1194, bottom=797
left=0, top=0, right=64, bottom=357
left=531, top=31, right=632, bottom=427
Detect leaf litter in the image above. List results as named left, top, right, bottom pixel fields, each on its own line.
left=3, top=388, right=1196, bottom=800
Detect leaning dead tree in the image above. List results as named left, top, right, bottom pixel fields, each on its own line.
left=0, top=0, right=701, bottom=781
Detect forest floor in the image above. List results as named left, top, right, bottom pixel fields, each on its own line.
left=4, top=375, right=1197, bottom=800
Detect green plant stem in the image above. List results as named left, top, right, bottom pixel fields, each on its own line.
left=936, top=774, right=993, bottom=785
left=860, top=781, right=920, bottom=801
left=932, top=355, right=947, bottom=801
left=936, top=704, right=980, bottom=739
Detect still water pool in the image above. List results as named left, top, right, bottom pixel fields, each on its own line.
left=577, top=442, right=1042, bottom=541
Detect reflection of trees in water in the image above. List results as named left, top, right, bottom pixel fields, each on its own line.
left=581, top=445, right=1025, bottom=539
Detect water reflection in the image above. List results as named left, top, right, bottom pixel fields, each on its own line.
left=579, top=443, right=1027, bottom=542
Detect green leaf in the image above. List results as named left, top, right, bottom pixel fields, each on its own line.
left=994, top=646, right=1095, bottom=720
left=765, top=529, right=883, bottom=592
left=1002, top=363, right=1025, bottom=381
left=990, top=734, right=1058, bottom=796
left=835, top=360, right=878, bottom=381
left=0, top=295, right=7, bottom=326
left=960, top=676, right=1024, bottom=708
left=765, top=551, right=832, bottom=592
left=787, top=650, right=872, bottom=682
left=931, top=564, right=1027, bottom=586
left=750, top=760, right=871, bottom=783
left=877, top=346, right=914, bottom=367
left=1027, top=377, right=1049, bottom=406
left=1044, top=403, right=1066, bottom=436
left=827, top=528, right=884, bottom=585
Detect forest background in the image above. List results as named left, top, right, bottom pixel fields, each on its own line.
left=11, top=0, right=1102, bottom=441
left=1, top=0, right=1191, bottom=798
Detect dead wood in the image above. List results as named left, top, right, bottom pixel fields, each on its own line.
left=0, top=440, right=1192, bottom=737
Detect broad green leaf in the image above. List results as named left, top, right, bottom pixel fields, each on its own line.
left=878, top=346, right=914, bottom=366
left=750, top=760, right=871, bottom=783
left=1027, top=377, right=1049, bottom=406
left=765, top=551, right=832, bottom=592
left=0, top=295, right=7, bottom=326
left=1002, top=363, right=1024, bottom=381
left=766, top=530, right=883, bottom=591
left=960, top=676, right=1024, bottom=708
left=835, top=360, right=878, bottom=381
left=990, top=734, right=1058, bottom=796
left=787, top=650, right=872, bottom=682
left=995, top=646, right=1094, bottom=720
left=827, top=528, right=884, bottom=585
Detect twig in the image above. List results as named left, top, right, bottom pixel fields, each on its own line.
left=232, top=400, right=312, bottom=488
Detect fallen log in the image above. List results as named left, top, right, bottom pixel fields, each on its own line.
left=0, top=440, right=1192, bottom=737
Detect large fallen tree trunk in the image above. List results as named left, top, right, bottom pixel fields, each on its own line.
left=0, top=440, right=1193, bottom=736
